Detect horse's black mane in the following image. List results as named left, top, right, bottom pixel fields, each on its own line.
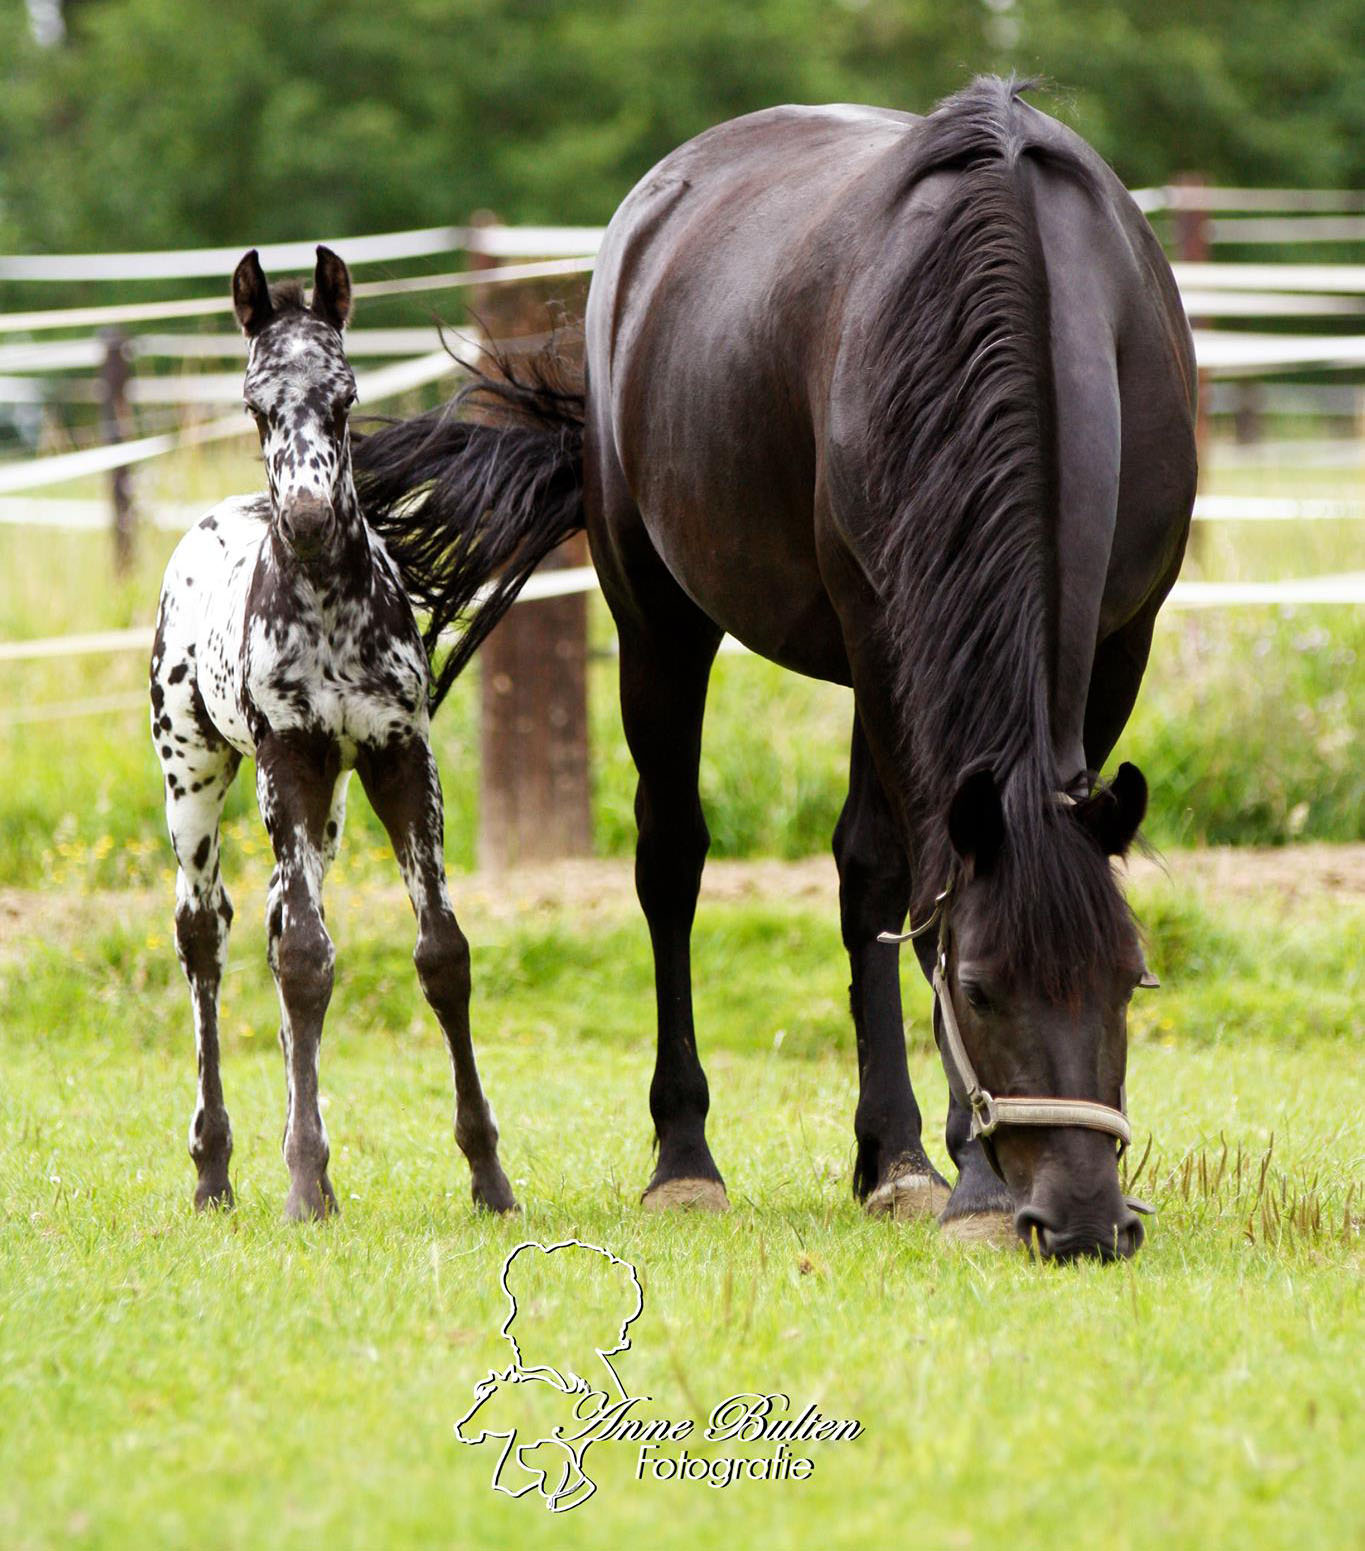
left=869, top=75, right=1131, bottom=996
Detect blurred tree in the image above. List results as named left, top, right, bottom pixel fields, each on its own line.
left=0, top=0, right=1359, bottom=256
left=1014, top=0, right=1365, bottom=189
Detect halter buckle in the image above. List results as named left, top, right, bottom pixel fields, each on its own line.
left=877, top=887, right=952, bottom=946
left=968, top=1088, right=999, bottom=1139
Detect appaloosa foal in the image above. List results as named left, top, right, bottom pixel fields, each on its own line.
left=150, top=246, right=515, bottom=1220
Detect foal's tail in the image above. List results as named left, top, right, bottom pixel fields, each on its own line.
left=352, top=342, right=587, bottom=710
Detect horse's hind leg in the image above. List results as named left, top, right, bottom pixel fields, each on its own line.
left=609, top=576, right=727, bottom=1211
left=834, top=717, right=950, bottom=1219
left=256, top=735, right=341, bottom=1221
left=358, top=736, right=515, bottom=1212
left=152, top=664, right=240, bottom=1208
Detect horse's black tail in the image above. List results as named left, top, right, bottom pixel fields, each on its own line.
left=352, top=341, right=586, bottom=710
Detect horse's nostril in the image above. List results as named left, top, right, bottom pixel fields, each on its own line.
left=279, top=499, right=332, bottom=557
left=1013, top=1206, right=1054, bottom=1253
left=1118, top=1211, right=1145, bottom=1258
left=1017, top=1207, right=1145, bottom=1262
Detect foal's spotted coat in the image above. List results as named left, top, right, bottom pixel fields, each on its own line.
left=151, top=247, right=515, bottom=1219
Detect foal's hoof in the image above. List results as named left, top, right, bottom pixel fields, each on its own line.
left=865, top=1170, right=952, bottom=1221
left=284, top=1175, right=339, bottom=1223
left=939, top=1211, right=1020, bottom=1249
left=641, top=1178, right=731, bottom=1213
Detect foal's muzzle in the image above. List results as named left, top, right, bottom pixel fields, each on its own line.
left=278, top=495, right=334, bottom=559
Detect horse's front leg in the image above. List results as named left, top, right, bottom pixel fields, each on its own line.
left=164, top=770, right=241, bottom=1209
left=257, top=735, right=341, bottom=1221
left=834, top=716, right=950, bottom=1219
left=357, top=736, right=516, bottom=1213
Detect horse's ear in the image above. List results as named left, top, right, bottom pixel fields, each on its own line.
left=1078, top=761, right=1147, bottom=856
left=948, top=766, right=1005, bottom=874
left=232, top=250, right=273, bottom=338
left=312, top=246, right=352, bottom=331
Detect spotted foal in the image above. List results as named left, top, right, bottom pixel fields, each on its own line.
left=150, top=246, right=515, bottom=1220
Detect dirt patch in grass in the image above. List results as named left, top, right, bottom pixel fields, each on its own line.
left=3, top=843, right=1363, bottom=967
left=1131, top=841, right=1365, bottom=901
left=459, top=842, right=1365, bottom=914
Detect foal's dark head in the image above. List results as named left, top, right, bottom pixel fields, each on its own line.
left=935, top=762, right=1151, bottom=1261
left=231, top=246, right=357, bottom=565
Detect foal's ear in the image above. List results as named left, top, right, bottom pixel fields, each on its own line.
left=1078, top=761, right=1147, bottom=856
left=948, top=766, right=1006, bottom=874
left=311, top=246, right=352, bottom=331
left=232, top=250, right=274, bottom=338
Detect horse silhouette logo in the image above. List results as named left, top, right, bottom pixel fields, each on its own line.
left=455, top=1239, right=646, bottom=1512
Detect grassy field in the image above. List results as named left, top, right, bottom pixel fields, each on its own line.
left=0, top=433, right=1360, bottom=1545
left=0, top=855, right=1361, bottom=1550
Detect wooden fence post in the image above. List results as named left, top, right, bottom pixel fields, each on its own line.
left=99, top=328, right=135, bottom=574
left=469, top=216, right=593, bottom=870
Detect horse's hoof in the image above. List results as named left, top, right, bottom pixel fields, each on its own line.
left=865, top=1171, right=952, bottom=1221
left=284, top=1182, right=337, bottom=1223
left=472, top=1170, right=520, bottom=1215
left=939, top=1211, right=1020, bottom=1249
left=641, top=1177, right=730, bottom=1213
left=194, top=1179, right=234, bottom=1211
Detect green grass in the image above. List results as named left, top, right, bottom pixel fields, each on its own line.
left=0, top=869, right=1361, bottom=1549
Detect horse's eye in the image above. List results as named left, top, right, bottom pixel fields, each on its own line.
left=961, top=979, right=992, bottom=1014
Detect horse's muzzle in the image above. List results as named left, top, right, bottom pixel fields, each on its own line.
left=278, top=495, right=334, bottom=560
left=1014, top=1204, right=1145, bottom=1262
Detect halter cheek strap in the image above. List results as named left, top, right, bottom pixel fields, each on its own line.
left=931, top=951, right=1131, bottom=1155
left=878, top=872, right=1133, bottom=1172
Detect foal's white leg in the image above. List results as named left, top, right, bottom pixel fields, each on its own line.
left=152, top=610, right=241, bottom=1208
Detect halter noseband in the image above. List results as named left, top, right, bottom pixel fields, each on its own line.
left=878, top=870, right=1133, bottom=1181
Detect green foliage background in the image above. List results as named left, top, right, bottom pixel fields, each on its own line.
left=2, top=0, right=1363, bottom=254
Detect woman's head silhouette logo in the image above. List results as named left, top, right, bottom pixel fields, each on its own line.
left=455, top=1240, right=647, bottom=1512
left=499, top=1240, right=644, bottom=1396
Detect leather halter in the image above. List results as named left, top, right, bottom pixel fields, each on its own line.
left=878, top=873, right=1133, bottom=1180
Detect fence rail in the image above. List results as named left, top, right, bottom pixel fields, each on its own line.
left=1132, top=187, right=1365, bottom=214
left=0, top=348, right=470, bottom=495
left=0, top=255, right=596, bottom=336
left=3, top=567, right=1363, bottom=674
left=0, top=225, right=603, bottom=283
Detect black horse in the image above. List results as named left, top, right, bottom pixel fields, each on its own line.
left=355, top=77, right=1197, bottom=1260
